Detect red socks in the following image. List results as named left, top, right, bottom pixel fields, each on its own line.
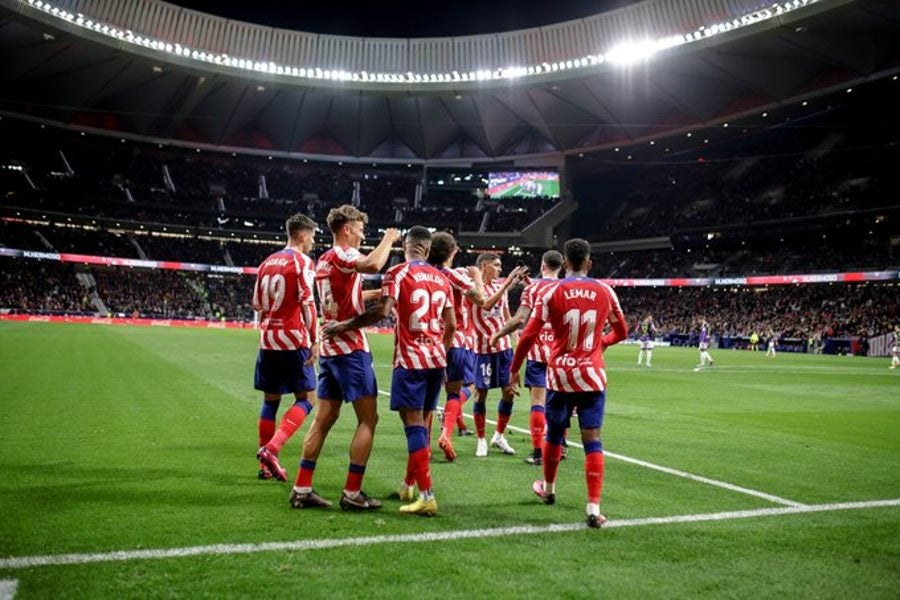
left=543, top=441, right=562, bottom=485
left=443, top=398, right=460, bottom=439
left=496, top=412, right=510, bottom=435
left=258, top=418, right=276, bottom=449
left=265, top=403, right=310, bottom=454
left=585, top=452, right=605, bottom=504
left=529, top=410, right=546, bottom=452
left=408, top=447, right=432, bottom=492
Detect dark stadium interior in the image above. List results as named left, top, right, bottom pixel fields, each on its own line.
left=0, top=0, right=898, bottom=353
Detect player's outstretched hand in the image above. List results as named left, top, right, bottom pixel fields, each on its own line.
left=507, top=371, right=521, bottom=396
left=509, top=265, right=529, bottom=285
left=466, top=266, right=482, bottom=283
left=305, top=344, right=319, bottom=367
left=321, top=320, right=346, bottom=339
left=384, top=228, right=402, bottom=244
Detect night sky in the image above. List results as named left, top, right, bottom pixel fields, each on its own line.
left=172, top=0, right=642, bottom=38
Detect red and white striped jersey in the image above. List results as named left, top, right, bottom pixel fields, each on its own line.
left=316, top=245, right=370, bottom=357
left=534, top=277, right=625, bottom=392
left=254, top=248, right=316, bottom=350
left=382, top=260, right=454, bottom=369
left=440, top=266, right=476, bottom=349
left=471, top=278, right=512, bottom=354
left=520, top=277, right=557, bottom=363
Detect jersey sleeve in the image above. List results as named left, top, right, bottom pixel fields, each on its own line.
left=446, top=268, right=475, bottom=294
left=300, top=255, right=316, bottom=305
left=251, top=272, right=262, bottom=311
left=332, top=246, right=362, bottom=272
left=520, top=281, right=537, bottom=310
left=381, top=266, right=400, bottom=302
left=442, top=277, right=455, bottom=309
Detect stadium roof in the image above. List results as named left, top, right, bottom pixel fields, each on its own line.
left=0, top=0, right=898, bottom=164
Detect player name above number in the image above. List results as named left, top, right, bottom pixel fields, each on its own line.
left=411, top=272, right=445, bottom=285
left=563, top=288, right=597, bottom=301
left=265, top=257, right=292, bottom=267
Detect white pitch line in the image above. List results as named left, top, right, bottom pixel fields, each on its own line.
left=0, top=580, right=18, bottom=600
left=600, top=452, right=804, bottom=506
left=465, top=409, right=806, bottom=507
left=1, top=499, right=897, bottom=571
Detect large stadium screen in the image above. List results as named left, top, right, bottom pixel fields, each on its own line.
left=487, top=171, right=560, bottom=199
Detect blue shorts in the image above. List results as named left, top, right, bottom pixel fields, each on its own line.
left=475, top=349, right=513, bottom=390
left=390, top=367, right=444, bottom=412
left=545, top=390, right=606, bottom=430
left=317, top=351, right=378, bottom=403
left=525, top=360, right=547, bottom=389
left=446, top=347, right=475, bottom=385
left=254, top=348, right=316, bottom=394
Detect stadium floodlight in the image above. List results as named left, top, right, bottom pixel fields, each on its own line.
left=605, top=39, right=659, bottom=66
left=23, top=0, right=821, bottom=87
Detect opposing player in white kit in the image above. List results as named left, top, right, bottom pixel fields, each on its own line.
left=636, top=315, right=657, bottom=367
left=694, top=319, right=715, bottom=371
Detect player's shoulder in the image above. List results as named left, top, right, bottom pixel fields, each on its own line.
left=317, top=245, right=360, bottom=274
left=413, top=261, right=451, bottom=284
left=444, top=266, right=470, bottom=283
left=258, top=249, right=290, bottom=269
left=385, top=261, right=406, bottom=277
left=332, top=245, right=362, bottom=262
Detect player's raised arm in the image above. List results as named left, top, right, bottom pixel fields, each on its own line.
left=355, top=228, right=401, bottom=274
left=510, top=311, right=545, bottom=373
left=491, top=303, right=530, bottom=347
left=480, top=265, right=528, bottom=310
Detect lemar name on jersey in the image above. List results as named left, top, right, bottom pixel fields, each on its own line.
left=534, top=278, right=627, bottom=393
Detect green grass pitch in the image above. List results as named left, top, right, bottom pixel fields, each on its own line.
left=1, top=322, right=899, bottom=598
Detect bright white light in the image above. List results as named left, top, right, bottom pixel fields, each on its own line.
left=605, top=39, right=658, bottom=66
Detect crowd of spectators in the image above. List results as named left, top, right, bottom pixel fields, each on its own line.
left=0, top=118, right=558, bottom=240
left=619, top=283, right=898, bottom=344
left=0, top=261, right=92, bottom=315
left=589, top=109, right=898, bottom=242
left=588, top=242, right=898, bottom=279
left=3, top=255, right=895, bottom=352
left=91, top=268, right=210, bottom=319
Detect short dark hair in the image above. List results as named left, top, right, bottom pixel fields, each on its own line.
left=563, top=238, right=591, bottom=270
left=406, top=226, right=432, bottom=247
left=541, top=250, right=564, bottom=272
left=286, top=213, right=316, bottom=239
left=428, top=231, right=456, bottom=266
left=476, top=252, right=500, bottom=267
left=326, top=204, right=368, bottom=234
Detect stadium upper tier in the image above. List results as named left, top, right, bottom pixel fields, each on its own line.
left=1, top=0, right=898, bottom=161
left=5, top=0, right=836, bottom=89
